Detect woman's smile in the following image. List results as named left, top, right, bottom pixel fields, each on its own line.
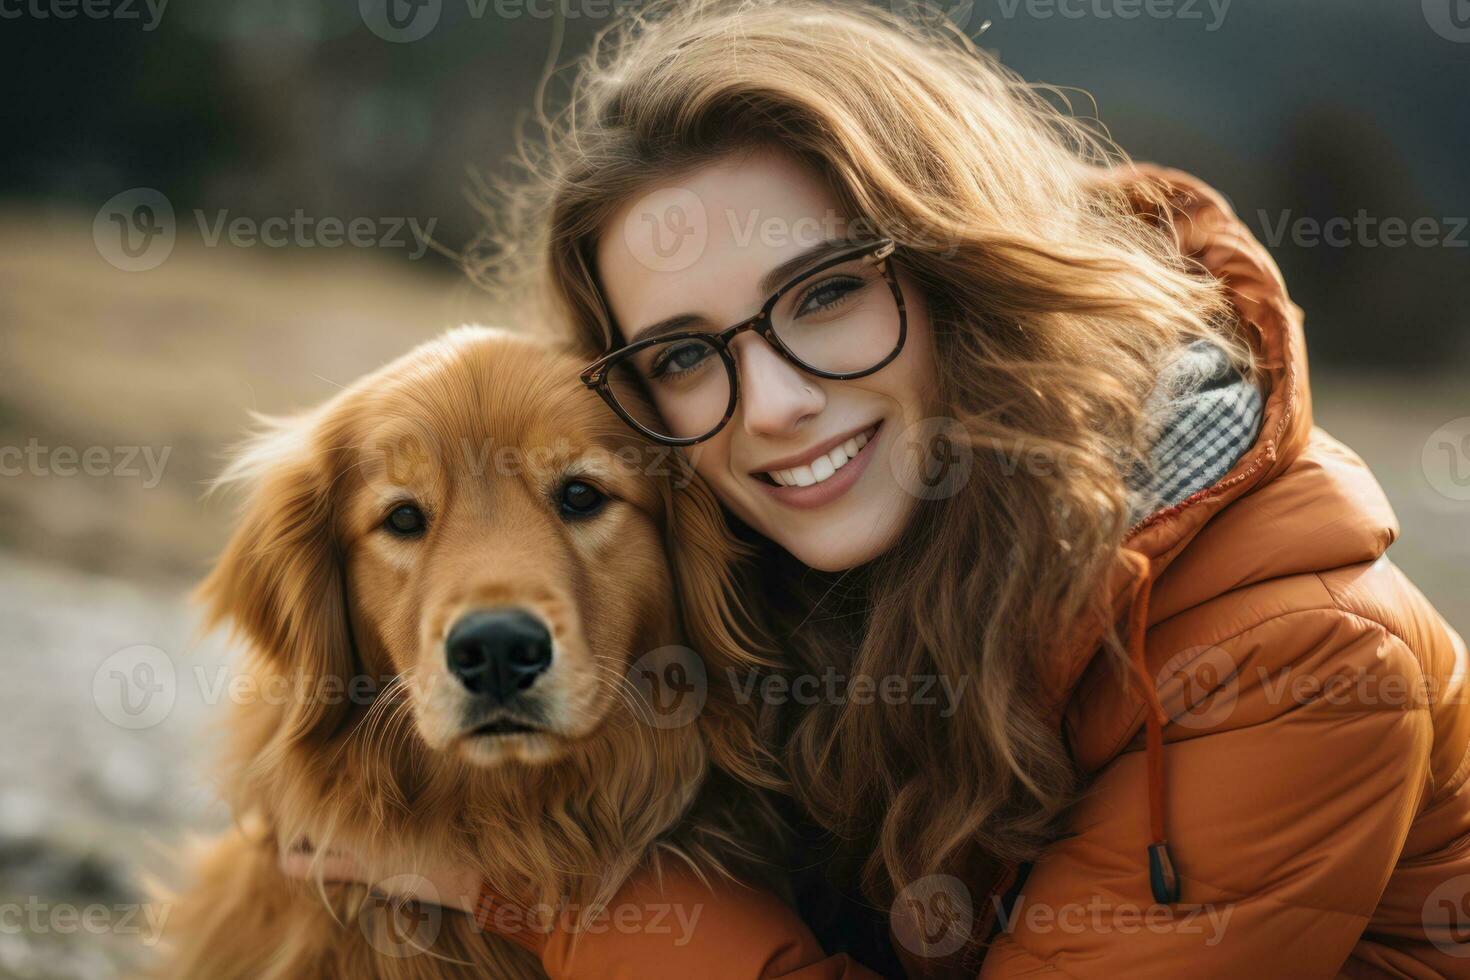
left=752, top=420, right=881, bottom=509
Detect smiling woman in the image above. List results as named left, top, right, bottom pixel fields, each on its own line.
left=586, top=152, right=940, bottom=574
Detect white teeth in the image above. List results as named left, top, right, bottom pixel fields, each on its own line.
left=762, top=425, right=878, bottom=488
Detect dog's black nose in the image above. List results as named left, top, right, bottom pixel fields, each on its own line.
left=445, top=609, right=553, bottom=702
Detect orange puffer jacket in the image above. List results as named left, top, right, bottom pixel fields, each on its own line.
left=520, top=167, right=1470, bottom=979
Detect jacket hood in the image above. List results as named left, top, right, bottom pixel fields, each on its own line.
left=1042, top=164, right=1400, bottom=736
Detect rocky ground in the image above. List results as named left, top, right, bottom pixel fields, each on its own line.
left=0, top=558, right=227, bottom=979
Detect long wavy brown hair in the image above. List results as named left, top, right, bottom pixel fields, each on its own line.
left=472, top=0, right=1252, bottom=910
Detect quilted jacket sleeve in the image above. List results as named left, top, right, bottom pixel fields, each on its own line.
left=538, top=868, right=884, bottom=980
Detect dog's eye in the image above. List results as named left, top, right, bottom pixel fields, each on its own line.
left=383, top=503, right=427, bottom=537
left=559, top=480, right=607, bottom=518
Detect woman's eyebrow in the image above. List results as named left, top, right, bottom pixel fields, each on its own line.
left=625, top=238, right=865, bottom=345
left=756, top=237, right=864, bottom=295
left=626, top=313, right=704, bottom=345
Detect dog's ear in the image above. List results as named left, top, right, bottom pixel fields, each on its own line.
left=196, top=410, right=355, bottom=743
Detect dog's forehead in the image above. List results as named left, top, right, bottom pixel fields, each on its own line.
left=361, top=328, right=640, bottom=468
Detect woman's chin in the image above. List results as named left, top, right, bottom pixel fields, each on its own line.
left=773, top=500, right=914, bottom=573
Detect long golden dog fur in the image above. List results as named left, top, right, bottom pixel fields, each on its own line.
left=155, top=327, right=782, bottom=978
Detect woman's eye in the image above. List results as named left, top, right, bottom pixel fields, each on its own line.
left=559, top=479, right=608, bottom=517
left=795, top=276, right=863, bottom=316
left=651, top=341, right=713, bottom=378
left=383, top=503, right=427, bottom=537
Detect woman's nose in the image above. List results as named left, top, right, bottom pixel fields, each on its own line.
left=734, top=333, right=825, bottom=436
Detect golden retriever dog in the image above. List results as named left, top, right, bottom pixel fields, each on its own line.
left=157, top=326, right=780, bottom=978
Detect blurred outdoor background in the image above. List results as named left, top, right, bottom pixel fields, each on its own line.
left=2, top=0, right=1467, bottom=975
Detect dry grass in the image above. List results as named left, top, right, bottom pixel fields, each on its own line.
left=0, top=208, right=503, bottom=582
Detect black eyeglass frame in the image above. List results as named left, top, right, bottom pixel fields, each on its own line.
left=579, top=239, right=906, bottom=447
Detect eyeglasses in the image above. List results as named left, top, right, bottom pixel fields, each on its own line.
left=579, top=239, right=907, bottom=446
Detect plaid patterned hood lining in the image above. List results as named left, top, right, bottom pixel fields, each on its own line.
left=1126, top=338, right=1266, bottom=524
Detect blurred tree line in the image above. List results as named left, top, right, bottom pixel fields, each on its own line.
left=4, top=0, right=1466, bottom=368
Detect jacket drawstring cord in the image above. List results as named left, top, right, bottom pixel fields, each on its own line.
left=1122, top=549, right=1182, bottom=905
